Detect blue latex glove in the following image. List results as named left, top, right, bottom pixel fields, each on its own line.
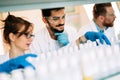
left=0, top=54, right=37, bottom=73
left=85, top=31, right=111, bottom=45
left=55, top=32, right=69, bottom=46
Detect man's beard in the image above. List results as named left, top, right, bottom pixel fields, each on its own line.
left=51, top=27, right=64, bottom=33
left=103, top=20, right=114, bottom=28
left=49, top=23, right=64, bottom=33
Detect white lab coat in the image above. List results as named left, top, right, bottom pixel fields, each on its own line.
left=30, top=26, right=77, bottom=54
left=0, top=53, right=9, bottom=64
left=77, top=20, right=116, bottom=46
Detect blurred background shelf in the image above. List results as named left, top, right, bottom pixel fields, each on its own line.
left=99, top=72, right=120, bottom=80
left=0, top=0, right=120, bottom=12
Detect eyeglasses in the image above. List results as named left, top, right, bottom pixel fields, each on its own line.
left=106, top=13, right=116, bottom=17
left=45, top=15, right=65, bottom=23
left=17, top=32, right=35, bottom=39
left=24, top=33, right=35, bottom=39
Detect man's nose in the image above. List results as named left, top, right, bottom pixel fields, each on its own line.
left=59, top=18, right=64, bottom=24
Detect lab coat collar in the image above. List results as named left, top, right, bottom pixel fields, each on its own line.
left=93, top=20, right=108, bottom=33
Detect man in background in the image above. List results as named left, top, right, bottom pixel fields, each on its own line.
left=78, top=2, right=116, bottom=46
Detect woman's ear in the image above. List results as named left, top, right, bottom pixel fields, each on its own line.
left=9, top=33, right=16, bottom=42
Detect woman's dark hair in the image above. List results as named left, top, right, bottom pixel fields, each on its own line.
left=93, top=3, right=112, bottom=19
left=2, top=14, right=33, bottom=44
left=41, top=7, right=65, bottom=17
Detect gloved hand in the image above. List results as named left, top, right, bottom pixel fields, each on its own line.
left=0, top=54, right=37, bottom=73
left=85, top=31, right=111, bottom=45
left=55, top=32, right=69, bottom=46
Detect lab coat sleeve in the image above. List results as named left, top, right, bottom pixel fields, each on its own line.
left=64, top=26, right=79, bottom=47
left=30, top=35, right=42, bottom=54
left=0, top=54, right=9, bottom=64
left=76, top=21, right=98, bottom=39
left=65, top=26, right=78, bottom=42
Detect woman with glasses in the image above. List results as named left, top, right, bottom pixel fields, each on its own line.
left=0, top=14, right=37, bottom=73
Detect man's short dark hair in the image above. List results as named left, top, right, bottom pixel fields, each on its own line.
left=93, top=3, right=112, bottom=19
left=41, top=7, right=65, bottom=17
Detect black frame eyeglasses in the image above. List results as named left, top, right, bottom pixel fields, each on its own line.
left=16, top=32, right=35, bottom=39
left=45, top=15, right=65, bottom=23
left=24, top=33, right=35, bottom=39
